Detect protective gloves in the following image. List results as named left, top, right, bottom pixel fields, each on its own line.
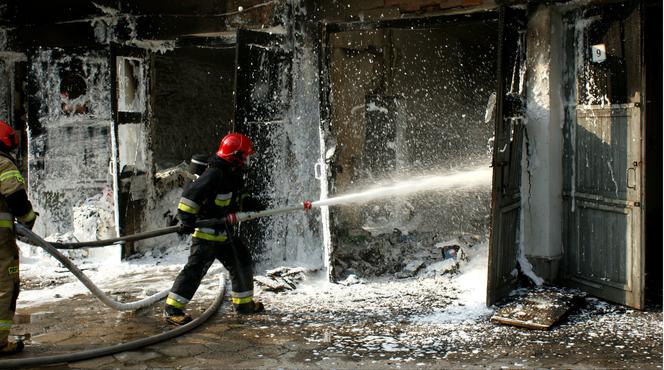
left=176, top=220, right=195, bottom=235
left=24, top=212, right=38, bottom=230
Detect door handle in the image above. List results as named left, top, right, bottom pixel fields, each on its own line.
left=626, top=167, right=637, bottom=190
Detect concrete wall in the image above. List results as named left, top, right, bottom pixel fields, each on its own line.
left=521, top=4, right=564, bottom=282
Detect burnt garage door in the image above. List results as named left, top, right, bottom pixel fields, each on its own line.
left=562, top=2, right=644, bottom=309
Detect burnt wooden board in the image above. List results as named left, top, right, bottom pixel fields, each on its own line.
left=491, top=289, right=581, bottom=330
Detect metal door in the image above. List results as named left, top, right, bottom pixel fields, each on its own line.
left=562, top=2, right=643, bottom=308
left=486, top=6, right=527, bottom=306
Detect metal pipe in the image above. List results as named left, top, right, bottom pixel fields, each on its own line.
left=227, top=203, right=312, bottom=224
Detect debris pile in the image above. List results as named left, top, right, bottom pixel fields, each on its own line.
left=154, top=162, right=194, bottom=197
left=254, top=266, right=318, bottom=292
left=333, top=230, right=482, bottom=280
left=71, top=191, right=116, bottom=241
left=491, top=287, right=585, bottom=330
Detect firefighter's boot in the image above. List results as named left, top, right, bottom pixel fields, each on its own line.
left=235, top=300, right=265, bottom=315
left=164, top=304, right=192, bottom=326
left=0, top=340, right=23, bottom=356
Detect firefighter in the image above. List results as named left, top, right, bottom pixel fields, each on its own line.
left=0, top=120, right=36, bottom=355
left=164, top=133, right=264, bottom=325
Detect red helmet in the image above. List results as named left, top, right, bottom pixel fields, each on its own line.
left=216, top=133, right=255, bottom=166
left=0, top=121, right=18, bottom=150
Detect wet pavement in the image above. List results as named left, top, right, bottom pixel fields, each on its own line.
left=4, top=276, right=662, bottom=369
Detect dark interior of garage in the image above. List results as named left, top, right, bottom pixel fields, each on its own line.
left=325, top=17, right=498, bottom=279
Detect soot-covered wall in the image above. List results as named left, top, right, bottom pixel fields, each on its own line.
left=28, top=50, right=114, bottom=237
left=328, top=20, right=498, bottom=279
left=150, top=47, right=236, bottom=169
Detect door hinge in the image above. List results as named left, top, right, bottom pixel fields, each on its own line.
left=634, top=102, right=641, bottom=108
left=634, top=202, right=641, bottom=207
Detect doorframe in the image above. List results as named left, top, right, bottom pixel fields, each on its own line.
left=0, top=53, right=28, bottom=174
left=640, top=0, right=661, bottom=303
left=110, top=44, right=150, bottom=258
left=638, top=0, right=646, bottom=305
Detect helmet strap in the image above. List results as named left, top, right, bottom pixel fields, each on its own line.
left=232, top=150, right=245, bottom=164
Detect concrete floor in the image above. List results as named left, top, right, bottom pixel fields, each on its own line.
left=4, top=281, right=662, bottom=369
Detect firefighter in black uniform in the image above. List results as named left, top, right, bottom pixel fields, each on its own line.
left=164, top=133, right=264, bottom=325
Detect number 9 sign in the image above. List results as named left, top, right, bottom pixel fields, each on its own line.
left=591, top=44, right=606, bottom=63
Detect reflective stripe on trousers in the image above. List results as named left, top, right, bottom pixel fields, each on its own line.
left=192, top=227, right=228, bottom=242
left=166, top=292, right=189, bottom=309
left=231, top=290, right=253, bottom=305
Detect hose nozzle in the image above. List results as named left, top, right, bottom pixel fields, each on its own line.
left=303, top=200, right=312, bottom=210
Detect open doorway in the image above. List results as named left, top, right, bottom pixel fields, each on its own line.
left=118, top=44, right=237, bottom=257
left=322, top=15, right=498, bottom=282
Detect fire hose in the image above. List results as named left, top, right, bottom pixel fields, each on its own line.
left=43, top=202, right=314, bottom=249
left=0, top=224, right=226, bottom=368
left=0, top=202, right=313, bottom=368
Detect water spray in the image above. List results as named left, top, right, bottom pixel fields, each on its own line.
left=311, top=167, right=492, bottom=207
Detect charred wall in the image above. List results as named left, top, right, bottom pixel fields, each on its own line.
left=27, top=49, right=114, bottom=236
left=644, top=0, right=662, bottom=302
left=312, top=0, right=496, bottom=22
left=0, top=0, right=291, bottom=250
left=150, top=47, right=236, bottom=169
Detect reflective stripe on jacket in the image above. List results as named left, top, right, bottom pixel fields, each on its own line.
left=176, top=156, right=243, bottom=242
left=0, top=153, right=34, bottom=227
left=0, top=212, right=12, bottom=229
